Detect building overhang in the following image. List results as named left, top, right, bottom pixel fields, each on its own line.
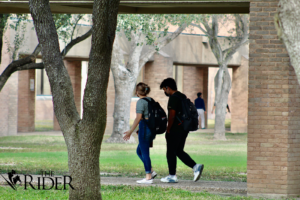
left=0, top=1, right=250, bottom=14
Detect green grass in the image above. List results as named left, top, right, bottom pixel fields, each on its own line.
left=35, top=120, right=54, bottom=132
left=0, top=185, right=259, bottom=200
left=0, top=130, right=246, bottom=182
left=207, top=119, right=231, bottom=129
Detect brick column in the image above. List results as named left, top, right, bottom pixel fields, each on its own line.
left=106, top=70, right=115, bottom=133
left=144, top=53, right=173, bottom=111
left=183, top=66, right=208, bottom=128
left=54, top=60, right=82, bottom=131
left=202, top=67, right=208, bottom=128
left=231, top=57, right=248, bottom=133
left=248, top=0, right=300, bottom=198
left=18, top=70, right=35, bottom=132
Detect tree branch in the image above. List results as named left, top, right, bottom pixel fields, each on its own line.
left=138, top=23, right=187, bottom=70
left=223, top=15, right=248, bottom=63
left=190, top=23, right=207, bottom=35
left=70, top=15, right=83, bottom=40
left=61, top=27, right=92, bottom=58
left=0, top=26, right=92, bottom=93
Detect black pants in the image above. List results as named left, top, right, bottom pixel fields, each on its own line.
left=166, top=131, right=196, bottom=175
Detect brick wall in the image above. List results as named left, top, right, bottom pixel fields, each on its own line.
left=0, top=29, right=18, bottom=136
left=183, top=66, right=208, bottom=128
left=18, top=70, right=35, bottom=132
left=248, top=0, right=300, bottom=197
left=105, top=70, right=115, bottom=134
left=144, top=53, right=173, bottom=111
left=231, top=56, right=249, bottom=133
left=54, top=60, right=81, bottom=131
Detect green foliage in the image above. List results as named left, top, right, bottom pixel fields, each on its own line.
left=1, top=14, right=91, bottom=61
left=117, top=14, right=190, bottom=46
left=53, top=14, right=91, bottom=44
left=4, top=14, right=30, bottom=60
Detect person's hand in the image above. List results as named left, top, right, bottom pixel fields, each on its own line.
left=123, top=131, right=132, bottom=141
left=205, top=111, right=207, bottom=114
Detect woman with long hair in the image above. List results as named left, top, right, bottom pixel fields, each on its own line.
left=123, top=82, right=157, bottom=184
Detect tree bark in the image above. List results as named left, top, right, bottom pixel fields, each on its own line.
left=106, top=34, right=142, bottom=143
left=29, top=0, right=119, bottom=199
left=277, top=0, right=300, bottom=85
left=214, top=65, right=231, bottom=140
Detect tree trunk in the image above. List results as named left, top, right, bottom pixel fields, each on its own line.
left=214, top=64, right=231, bottom=140
left=277, top=0, right=300, bottom=85
left=66, top=125, right=102, bottom=199
left=29, top=0, right=120, bottom=199
left=106, top=79, right=136, bottom=143
left=106, top=34, right=142, bottom=143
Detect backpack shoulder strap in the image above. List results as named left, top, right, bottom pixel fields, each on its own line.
left=141, top=98, right=152, bottom=103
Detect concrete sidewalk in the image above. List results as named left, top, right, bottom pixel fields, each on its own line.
left=0, top=174, right=247, bottom=196
left=100, top=177, right=247, bottom=196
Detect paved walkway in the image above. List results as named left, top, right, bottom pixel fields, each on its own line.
left=0, top=174, right=247, bottom=196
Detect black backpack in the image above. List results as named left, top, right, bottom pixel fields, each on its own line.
left=142, top=98, right=167, bottom=135
left=173, top=93, right=198, bottom=132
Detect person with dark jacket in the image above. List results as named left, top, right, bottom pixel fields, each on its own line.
left=159, top=78, right=204, bottom=183
left=194, top=92, right=206, bottom=129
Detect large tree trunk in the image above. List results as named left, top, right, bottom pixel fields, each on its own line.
left=106, top=35, right=142, bottom=143
left=29, top=0, right=119, bottom=199
left=277, top=0, right=300, bottom=85
left=214, top=65, right=231, bottom=140
left=106, top=78, right=136, bottom=143
left=66, top=126, right=103, bottom=199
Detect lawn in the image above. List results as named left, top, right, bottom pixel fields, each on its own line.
left=0, top=185, right=258, bottom=200
left=0, top=129, right=246, bottom=182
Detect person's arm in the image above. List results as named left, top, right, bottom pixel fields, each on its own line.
left=123, top=113, right=142, bottom=141
left=167, top=109, right=176, bottom=133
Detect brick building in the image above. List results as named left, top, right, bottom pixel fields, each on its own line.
left=1, top=0, right=299, bottom=198
left=0, top=22, right=249, bottom=135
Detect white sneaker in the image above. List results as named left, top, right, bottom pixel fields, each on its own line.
left=193, top=164, right=204, bottom=182
left=151, top=171, right=157, bottom=179
left=160, top=175, right=178, bottom=183
left=136, top=178, right=153, bottom=184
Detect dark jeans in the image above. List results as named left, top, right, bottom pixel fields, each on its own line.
left=166, top=131, right=196, bottom=175
left=136, top=119, right=154, bottom=174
